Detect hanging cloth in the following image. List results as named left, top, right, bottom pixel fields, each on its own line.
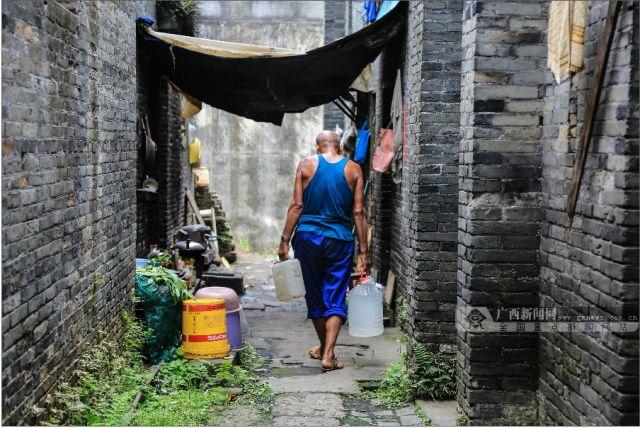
left=364, top=1, right=378, bottom=23
left=354, top=119, right=370, bottom=165
left=547, top=1, right=591, bottom=84
left=390, top=70, right=403, bottom=183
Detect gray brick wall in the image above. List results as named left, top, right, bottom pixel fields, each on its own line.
left=135, top=71, right=188, bottom=256
left=404, top=0, right=461, bottom=353
left=538, top=2, right=639, bottom=425
left=369, top=0, right=462, bottom=355
left=135, top=16, right=191, bottom=257
left=356, top=0, right=638, bottom=424
left=1, top=1, right=153, bottom=424
left=149, top=79, right=188, bottom=249
left=457, top=1, right=547, bottom=424
left=323, top=1, right=346, bottom=130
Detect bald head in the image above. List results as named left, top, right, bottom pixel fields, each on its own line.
left=316, top=130, right=341, bottom=152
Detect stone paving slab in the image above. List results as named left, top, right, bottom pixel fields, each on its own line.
left=274, top=416, right=341, bottom=426
left=417, top=400, right=457, bottom=426
left=268, top=370, right=361, bottom=394
left=210, top=405, right=271, bottom=426
left=216, top=252, right=456, bottom=427
left=274, top=393, right=346, bottom=419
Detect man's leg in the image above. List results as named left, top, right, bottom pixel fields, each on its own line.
left=292, top=232, right=326, bottom=353
left=322, top=315, right=342, bottom=362
left=320, top=238, right=354, bottom=367
left=311, top=318, right=326, bottom=354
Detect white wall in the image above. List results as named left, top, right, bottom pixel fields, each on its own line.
left=195, top=1, right=324, bottom=252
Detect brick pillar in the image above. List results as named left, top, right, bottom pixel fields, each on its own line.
left=402, top=0, right=462, bottom=354
left=457, top=1, right=547, bottom=424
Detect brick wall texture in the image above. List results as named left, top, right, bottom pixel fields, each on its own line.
left=369, top=0, right=462, bottom=355
left=0, top=1, right=190, bottom=424
left=323, top=1, right=346, bottom=130
left=457, top=1, right=547, bottom=424
left=362, top=0, right=638, bottom=425
left=538, top=2, right=639, bottom=425
left=2, top=0, right=638, bottom=426
left=135, top=72, right=188, bottom=257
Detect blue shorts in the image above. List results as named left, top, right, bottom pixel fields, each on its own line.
left=292, top=231, right=354, bottom=322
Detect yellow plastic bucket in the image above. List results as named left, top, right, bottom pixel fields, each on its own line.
left=182, top=298, right=230, bottom=359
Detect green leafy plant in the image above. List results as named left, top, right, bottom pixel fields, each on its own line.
left=44, top=313, right=150, bottom=425
left=412, top=341, right=456, bottom=401
left=150, top=250, right=174, bottom=269
left=153, top=359, right=212, bottom=393
left=159, top=0, right=198, bottom=18
left=363, top=340, right=456, bottom=408
left=132, top=389, right=227, bottom=426
left=43, top=315, right=277, bottom=426
left=414, top=404, right=432, bottom=426
left=364, top=357, right=413, bottom=408
left=135, top=264, right=193, bottom=303
left=237, top=343, right=267, bottom=372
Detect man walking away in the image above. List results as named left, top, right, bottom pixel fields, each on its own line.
left=278, top=130, right=370, bottom=371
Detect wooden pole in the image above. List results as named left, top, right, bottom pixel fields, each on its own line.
left=566, top=1, right=622, bottom=224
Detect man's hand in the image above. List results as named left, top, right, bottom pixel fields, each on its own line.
left=278, top=240, right=290, bottom=261
left=357, top=250, right=371, bottom=274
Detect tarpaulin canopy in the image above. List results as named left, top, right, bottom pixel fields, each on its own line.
left=137, top=2, right=405, bottom=125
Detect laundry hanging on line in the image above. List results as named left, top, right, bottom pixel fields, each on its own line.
left=136, top=2, right=405, bottom=126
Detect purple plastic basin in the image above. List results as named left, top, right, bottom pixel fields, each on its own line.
left=226, top=308, right=243, bottom=350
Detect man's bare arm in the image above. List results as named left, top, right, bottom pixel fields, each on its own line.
left=352, top=163, right=370, bottom=271
left=278, top=161, right=304, bottom=260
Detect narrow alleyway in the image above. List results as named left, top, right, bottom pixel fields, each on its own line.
left=219, top=252, right=457, bottom=427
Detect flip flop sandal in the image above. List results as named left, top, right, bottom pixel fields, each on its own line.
left=308, top=346, right=322, bottom=360
left=321, top=357, right=344, bottom=372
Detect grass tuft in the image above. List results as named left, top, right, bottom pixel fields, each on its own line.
left=363, top=341, right=455, bottom=409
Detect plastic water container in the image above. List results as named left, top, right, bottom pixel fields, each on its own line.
left=271, top=259, right=306, bottom=301
left=348, top=276, right=384, bottom=337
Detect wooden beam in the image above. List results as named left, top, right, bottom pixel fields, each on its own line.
left=566, top=1, right=622, bottom=223
left=185, top=189, right=206, bottom=225
left=384, top=271, right=395, bottom=305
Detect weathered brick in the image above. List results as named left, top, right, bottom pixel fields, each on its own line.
left=0, top=1, right=185, bottom=424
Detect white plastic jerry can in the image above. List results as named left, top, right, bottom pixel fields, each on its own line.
left=348, top=276, right=384, bottom=337
left=271, top=259, right=306, bottom=301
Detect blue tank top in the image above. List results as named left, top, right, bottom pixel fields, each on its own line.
left=296, top=155, right=354, bottom=241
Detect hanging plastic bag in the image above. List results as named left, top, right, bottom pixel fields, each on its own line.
left=372, top=128, right=395, bottom=173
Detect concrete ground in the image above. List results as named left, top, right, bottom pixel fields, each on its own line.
left=217, top=252, right=456, bottom=427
